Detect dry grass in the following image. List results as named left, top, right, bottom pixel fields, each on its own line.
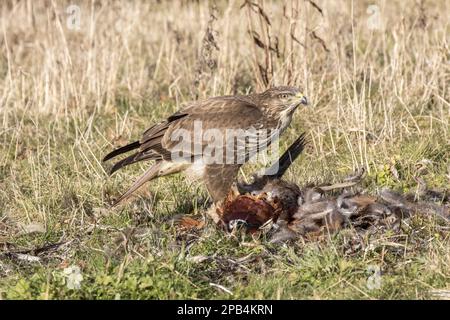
left=0, top=0, right=449, bottom=299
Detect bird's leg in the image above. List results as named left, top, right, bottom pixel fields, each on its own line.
left=206, top=202, right=221, bottom=224
left=208, top=183, right=241, bottom=224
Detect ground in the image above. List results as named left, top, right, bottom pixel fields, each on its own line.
left=0, top=0, right=449, bottom=299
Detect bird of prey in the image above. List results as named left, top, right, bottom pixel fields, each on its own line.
left=103, top=86, right=308, bottom=205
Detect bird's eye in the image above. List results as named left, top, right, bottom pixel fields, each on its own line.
left=279, top=93, right=289, bottom=99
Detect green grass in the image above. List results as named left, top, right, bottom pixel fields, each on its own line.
left=1, top=0, right=449, bottom=300
left=1, top=105, right=449, bottom=300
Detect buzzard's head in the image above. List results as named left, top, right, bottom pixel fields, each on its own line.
left=259, top=86, right=308, bottom=112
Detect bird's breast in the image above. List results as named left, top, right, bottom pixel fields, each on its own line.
left=277, top=111, right=294, bottom=134
left=184, top=161, right=207, bottom=181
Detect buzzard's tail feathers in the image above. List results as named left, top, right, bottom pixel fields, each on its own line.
left=103, top=141, right=140, bottom=162
left=109, top=151, right=161, bottom=175
left=112, top=161, right=163, bottom=206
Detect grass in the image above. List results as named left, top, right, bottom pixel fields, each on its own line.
left=0, top=0, right=449, bottom=299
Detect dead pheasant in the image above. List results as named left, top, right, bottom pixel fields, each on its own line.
left=214, top=133, right=449, bottom=242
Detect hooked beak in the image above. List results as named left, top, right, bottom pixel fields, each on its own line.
left=296, top=92, right=308, bottom=106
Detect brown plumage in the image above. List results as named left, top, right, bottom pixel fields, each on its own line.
left=103, top=86, right=308, bottom=205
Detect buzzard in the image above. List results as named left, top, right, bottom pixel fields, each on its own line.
left=103, top=86, right=308, bottom=205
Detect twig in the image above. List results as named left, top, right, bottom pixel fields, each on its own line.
left=210, top=282, right=234, bottom=295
